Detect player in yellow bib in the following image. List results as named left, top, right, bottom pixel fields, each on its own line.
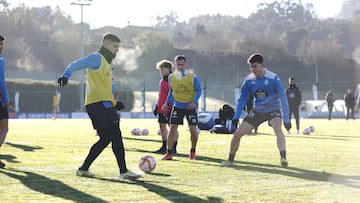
left=161, top=55, right=202, bottom=160
left=57, top=33, right=140, bottom=180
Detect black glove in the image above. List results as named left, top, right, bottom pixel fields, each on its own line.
left=115, top=101, right=125, bottom=111
left=57, top=77, right=68, bottom=87
left=284, top=122, right=291, bottom=131
left=232, top=119, right=239, bottom=128
left=153, top=105, right=158, bottom=117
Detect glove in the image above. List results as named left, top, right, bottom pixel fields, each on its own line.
left=57, top=77, right=68, bottom=87
left=284, top=122, right=291, bottom=131
left=153, top=105, right=158, bottom=117
left=232, top=119, right=239, bottom=128
left=115, top=101, right=125, bottom=111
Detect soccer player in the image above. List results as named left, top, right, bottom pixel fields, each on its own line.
left=286, top=77, right=302, bottom=134
left=325, top=90, right=335, bottom=120
left=0, top=35, right=10, bottom=168
left=153, top=59, right=179, bottom=154
left=344, top=88, right=355, bottom=120
left=161, top=55, right=202, bottom=160
left=57, top=33, right=140, bottom=180
left=221, top=53, right=291, bottom=167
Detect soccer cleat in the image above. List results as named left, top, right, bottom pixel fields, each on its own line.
left=161, top=152, right=173, bottom=160
left=120, top=170, right=141, bottom=180
left=0, top=160, right=5, bottom=168
left=76, top=169, right=95, bottom=178
left=220, top=160, right=234, bottom=167
left=296, top=130, right=299, bottom=134
left=189, top=152, right=196, bottom=160
left=287, top=130, right=291, bottom=134
left=281, top=158, right=288, bottom=167
left=154, top=147, right=167, bottom=154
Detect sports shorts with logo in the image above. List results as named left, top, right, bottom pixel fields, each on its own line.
left=244, top=109, right=282, bottom=128
left=169, top=107, right=198, bottom=125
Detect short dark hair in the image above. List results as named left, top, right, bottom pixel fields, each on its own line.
left=289, top=77, right=295, bottom=81
left=102, top=33, right=121, bottom=43
left=0, top=35, right=4, bottom=41
left=174, top=55, right=186, bottom=62
left=247, top=53, right=264, bottom=64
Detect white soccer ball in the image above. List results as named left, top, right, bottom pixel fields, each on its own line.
left=139, top=155, right=156, bottom=173
left=157, top=129, right=161, bottom=135
left=141, top=128, right=149, bottom=135
left=303, top=128, right=310, bottom=135
left=131, top=128, right=141, bottom=135
left=308, top=126, right=315, bottom=133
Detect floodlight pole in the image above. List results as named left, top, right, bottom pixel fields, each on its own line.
left=71, top=0, right=91, bottom=111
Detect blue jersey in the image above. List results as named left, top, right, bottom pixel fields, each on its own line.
left=0, top=53, right=9, bottom=107
left=233, top=69, right=290, bottom=123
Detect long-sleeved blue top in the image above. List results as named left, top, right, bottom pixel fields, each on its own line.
left=166, top=70, right=202, bottom=109
left=233, top=69, right=290, bottom=123
left=0, top=53, right=10, bottom=107
left=62, top=52, right=102, bottom=78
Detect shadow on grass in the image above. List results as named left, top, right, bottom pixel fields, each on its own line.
left=0, top=154, right=20, bottom=163
left=123, top=136, right=161, bottom=143
left=5, top=142, right=43, bottom=151
left=95, top=177, right=224, bottom=203
left=0, top=168, right=106, bottom=203
left=230, top=160, right=360, bottom=188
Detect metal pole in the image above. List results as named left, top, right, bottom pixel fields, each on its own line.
left=71, top=1, right=91, bottom=111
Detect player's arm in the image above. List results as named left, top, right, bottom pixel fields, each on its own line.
left=192, top=75, right=202, bottom=104
left=0, top=61, right=9, bottom=103
left=275, top=78, right=290, bottom=123
left=233, top=81, right=250, bottom=120
left=162, top=77, right=174, bottom=111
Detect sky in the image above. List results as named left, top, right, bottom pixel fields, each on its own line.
left=8, top=0, right=345, bottom=28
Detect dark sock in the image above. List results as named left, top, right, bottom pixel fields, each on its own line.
left=228, top=153, right=235, bottom=162
left=173, top=141, right=178, bottom=151
left=167, top=149, right=173, bottom=154
left=162, top=140, right=167, bottom=149
left=280, top=151, right=287, bottom=159
left=190, top=148, right=195, bottom=153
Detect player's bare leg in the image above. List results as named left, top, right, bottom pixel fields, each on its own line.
left=0, top=119, right=9, bottom=145
left=269, top=117, right=288, bottom=167
left=222, top=121, right=253, bottom=166
left=154, top=123, right=168, bottom=154
left=189, top=124, right=199, bottom=159
left=162, top=124, right=178, bottom=160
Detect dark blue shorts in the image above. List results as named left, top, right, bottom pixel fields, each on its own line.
left=0, top=107, right=9, bottom=120
left=158, top=113, right=170, bottom=124
left=243, top=109, right=282, bottom=128
left=169, top=107, right=198, bottom=125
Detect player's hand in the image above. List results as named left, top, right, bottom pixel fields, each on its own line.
left=161, top=104, right=168, bottom=111
left=232, top=119, right=239, bottom=128
left=284, top=122, right=291, bottom=131
left=187, top=102, right=196, bottom=110
left=57, top=77, right=68, bottom=87
left=115, top=101, right=125, bottom=111
left=153, top=105, right=158, bottom=116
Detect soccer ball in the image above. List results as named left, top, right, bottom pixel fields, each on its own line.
left=157, top=129, right=161, bottom=135
left=138, top=155, right=156, bottom=173
left=141, top=128, right=149, bottom=135
left=131, top=128, right=141, bottom=135
left=303, top=128, right=310, bottom=135
left=308, top=126, right=315, bottom=133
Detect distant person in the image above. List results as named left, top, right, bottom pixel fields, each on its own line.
left=57, top=33, right=140, bottom=180
left=0, top=35, right=11, bottom=168
left=161, top=55, right=202, bottom=160
left=344, top=88, right=355, bottom=120
left=153, top=59, right=179, bottom=154
left=286, top=77, right=302, bottom=134
left=325, top=90, right=336, bottom=120
left=245, top=94, right=258, bottom=134
left=221, top=53, right=291, bottom=168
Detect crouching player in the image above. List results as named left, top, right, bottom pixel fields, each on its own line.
left=221, top=53, right=291, bottom=167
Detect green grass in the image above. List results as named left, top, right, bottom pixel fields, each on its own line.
left=1, top=118, right=360, bottom=203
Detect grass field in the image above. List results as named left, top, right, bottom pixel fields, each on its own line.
left=0, top=118, right=360, bottom=203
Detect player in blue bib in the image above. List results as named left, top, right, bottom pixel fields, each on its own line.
left=222, top=53, right=291, bottom=167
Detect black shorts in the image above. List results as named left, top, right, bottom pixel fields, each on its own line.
left=169, top=107, right=198, bottom=125
left=243, top=109, right=282, bottom=128
left=158, top=113, right=170, bottom=124
left=85, top=101, right=119, bottom=130
left=0, top=107, right=9, bottom=120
